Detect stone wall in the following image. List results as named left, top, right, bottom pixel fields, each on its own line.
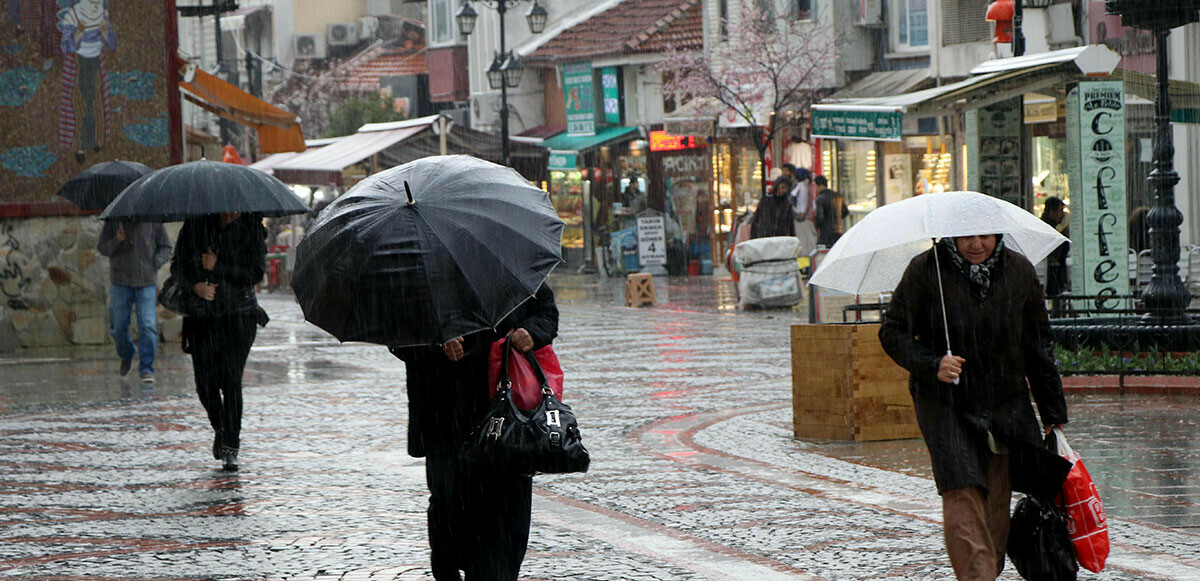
left=0, top=216, right=180, bottom=352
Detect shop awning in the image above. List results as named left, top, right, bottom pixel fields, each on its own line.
left=813, top=45, right=1122, bottom=140
left=1110, top=69, right=1200, bottom=124
left=271, top=115, right=441, bottom=186
left=178, top=57, right=305, bottom=153
left=541, top=126, right=641, bottom=154
left=248, top=137, right=341, bottom=175
left=831, top=69, right=932, bottom=99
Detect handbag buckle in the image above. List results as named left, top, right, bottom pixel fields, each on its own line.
left=548, top=430, right=561, bottom=445
left=485, top=417, right=505, bottom=440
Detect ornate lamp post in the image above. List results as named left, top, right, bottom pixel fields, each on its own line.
left=1105, top=0, right=1200, bottom=324
left=457, top=0, right=547, bottom=167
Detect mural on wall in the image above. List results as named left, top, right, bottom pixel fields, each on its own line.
left=0, top=0, right=172, bottom=210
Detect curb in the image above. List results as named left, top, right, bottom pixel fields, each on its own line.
left=1062, top=375, right=1200, bottom=395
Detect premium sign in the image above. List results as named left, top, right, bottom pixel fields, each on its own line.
left=1067, top=80, right=1129, bottom=310
left=811, top=107, right=903, bottom=141
left=562, top=61, right=595, bottom=136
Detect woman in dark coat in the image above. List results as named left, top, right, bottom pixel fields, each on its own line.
left=879, top=235, right=1068, bottom=581
left=750, top=182, right=796, bottom=239
left=389, top=284, right=558, bottom=581
left=171, top=212, right=267, bottom=472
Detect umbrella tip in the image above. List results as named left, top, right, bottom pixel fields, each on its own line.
left=404, top=181, right=415, bottom=206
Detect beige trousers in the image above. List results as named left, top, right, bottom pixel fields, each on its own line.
left=941, top=454, right=1012, bottom=581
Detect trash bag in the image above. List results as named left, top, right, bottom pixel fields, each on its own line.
left=1007, top=495, right=1078, bottom=581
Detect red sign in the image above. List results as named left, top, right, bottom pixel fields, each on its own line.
left=649, top=130, right=706, bottom=152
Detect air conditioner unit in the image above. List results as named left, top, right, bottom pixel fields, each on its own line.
left=327, top=22, right=359, bottom=46
left=294, top=34, right=327, bottom=59
left=856, top=0, right=884, bottom=27
left=358, top=16, right=380, bottom=40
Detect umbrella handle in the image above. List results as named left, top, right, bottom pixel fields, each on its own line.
left=947, top=349, right=959, bottom=386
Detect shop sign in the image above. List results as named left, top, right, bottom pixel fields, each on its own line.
left=811, top=108, right=902, bottom=141
left=1024, top=99, right=1058, bottom=124
left=548, top=151, right=578, bottom=171
left=601, top=67, right=620, bottom=125
left=562, top=61, right=595, bottom=136
left=649, top=130, right=705, bottom=152
left=966, top=98, right=1022, bottom=206
left=637, top=215, right=667, bottom=266
left=1067, top=80, right=1129, bottom=311
left=662, top=151, right=709, bottom=178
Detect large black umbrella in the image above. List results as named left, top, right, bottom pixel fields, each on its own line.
left=292, top=155, right=563, bottom=347
left=98, top=160, right=309, bottom=222
left=57, top=160, right=153, bottom=211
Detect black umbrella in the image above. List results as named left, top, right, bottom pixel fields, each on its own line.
left=98, top=160, right=309, bottom=222
left=292, top=155, right=563, bottom=347
left=57, top=161, right=153, bottom=211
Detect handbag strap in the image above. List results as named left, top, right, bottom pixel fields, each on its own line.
left=499, top=337, right=552, bottom=394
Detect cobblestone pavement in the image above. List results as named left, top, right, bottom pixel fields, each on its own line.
left=1, top=276, right=1198, bottom=580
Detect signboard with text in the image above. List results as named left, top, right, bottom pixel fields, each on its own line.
left=1067, top=80, right=1129, bottom=310
left=811, top=108, right=903, bottom=141
left=966, top=98, right=1022, bottom=207
left=548, top=151, right=578, bottom=171
left=649, top=130, right=705, bottom=152
left=562, top=61, right=595, bottom=136
left=637, top=215, right=667, bottom=266
left=601, top=66, right=620, bottom=125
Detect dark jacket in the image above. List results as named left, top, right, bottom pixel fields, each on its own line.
left=390, top=284, right=559, bottom=458
left=813, top=188, right=848, bottom=247
left=170, top=214, right=267, bottom=317
left=750, top=193, right=796, bottom=239
left=879, top=245, right=1069, bottom=497
left=97, top=221, right=173, bottom=287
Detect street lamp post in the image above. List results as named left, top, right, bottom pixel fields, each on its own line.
left=457, top=0, right=547, bottom=167
left=1105, top=0, right=1200, bottom=323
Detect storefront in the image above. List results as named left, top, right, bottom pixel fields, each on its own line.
left=542, top=126, right=641, bottom=272
left=646, top=130, right=711, bottom=273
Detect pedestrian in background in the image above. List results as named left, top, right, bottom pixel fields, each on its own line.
left=171, top=211, right=268, bottom=472
left=389, top=284, right=558, bottom=581
left=1040, top=197, right=1069, bottom=298
left=97, top=220, right=172, bottom=383
left=790, top=167, right=818, bottom=259
left=879, top=234, right=1068, bottom=581
left=813, top=175, right=848, bottom=248
left=751, top=165, right=796, bottom=239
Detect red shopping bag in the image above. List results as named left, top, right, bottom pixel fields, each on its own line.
left=1052, top=429, right=1109, bottom=573
left=487, top=338, right=564, bottom=410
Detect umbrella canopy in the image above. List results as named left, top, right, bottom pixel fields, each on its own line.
left=98, top=160, right=309, bottom=222
left=57, top=161, right=152, bottom=211
left=292, top=155, right=563, bottom=347
left=809, top=191, right=1068, bottom=295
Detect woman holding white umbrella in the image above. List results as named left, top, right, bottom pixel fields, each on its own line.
left=879, top=232, right=1069, bottom=581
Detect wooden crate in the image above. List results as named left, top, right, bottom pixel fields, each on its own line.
left=791, top=324, right=921, bottom=442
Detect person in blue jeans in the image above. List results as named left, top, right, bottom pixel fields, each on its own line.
left=97, top=221, right=172, bottom=383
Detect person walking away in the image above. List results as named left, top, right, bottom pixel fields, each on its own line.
left=1040, top=197, right=1070, bottom=313
left=97, top=220, right=172, bottom=383
left=813, top=175, right=848, bottom=248
left=790, top=167, right=818, bottom=261
left=389, top=284, right=558, bottom=581
left=171, top=212, right=268, bottom=472
left=751, top=165, right=796, bottom=239
left=879, top=235, right=1068, bottom=581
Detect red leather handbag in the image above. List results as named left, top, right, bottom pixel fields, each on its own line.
left=487, top=338, right=564, bottom=410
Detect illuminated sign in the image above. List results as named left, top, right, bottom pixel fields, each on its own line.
left=649, top=130, right=705, bottom=152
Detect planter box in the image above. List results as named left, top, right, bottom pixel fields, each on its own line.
left=791, top=323, right=921, bottom=441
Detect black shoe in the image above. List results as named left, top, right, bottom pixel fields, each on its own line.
left=222, top=447, right=239, bottom=472
left=119, top=359, right=132, bottom=376
left=212, top=431, right=223, bottom=460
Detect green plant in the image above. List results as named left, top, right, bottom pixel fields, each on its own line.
left=323, top=93, right=408, bottom=138
left=1055, top=343, right=1200, bottom=375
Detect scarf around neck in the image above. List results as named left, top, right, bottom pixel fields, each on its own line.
left=939, top=237, right=1004, bottom=299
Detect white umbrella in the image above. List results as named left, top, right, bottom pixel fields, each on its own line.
left=808, top=191, right=1068, bottom=384
left=809, top=191, right=1068, bottom=295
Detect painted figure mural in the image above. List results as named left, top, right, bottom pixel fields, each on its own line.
left=57, top=0, right=115, bottom=163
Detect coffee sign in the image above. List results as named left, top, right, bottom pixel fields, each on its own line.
left=1067, top=80, right=1129, bottom=310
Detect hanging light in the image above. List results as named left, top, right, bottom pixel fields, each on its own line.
left=456, top=1, right=478, bottom=36
left=525, top=1, right=548, bottom=34
left=501, top=53, right=525, bottom=88
left=486, top=53, right=505, bottom=90
left=986, top=0, right=1014, bottom=44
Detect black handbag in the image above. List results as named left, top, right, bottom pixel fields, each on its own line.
left=468, top=340, right=590, bottom=475
left=1007, top=494, right=1078, bottom=581
left=158, top=275, right=216, bottom=317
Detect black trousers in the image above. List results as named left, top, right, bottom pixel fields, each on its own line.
left=425, top=449, right=532, bottom=581
left=185, top=314, right=257, bottom=450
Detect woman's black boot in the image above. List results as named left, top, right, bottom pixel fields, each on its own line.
left=222, top=447, right=239, bottom=472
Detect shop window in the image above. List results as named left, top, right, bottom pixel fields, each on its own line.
left=718, top=0, right=729, bottom=39
left=791, top=0, right=814, bottom=21
left=891, top=0, right=929, bottom=50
